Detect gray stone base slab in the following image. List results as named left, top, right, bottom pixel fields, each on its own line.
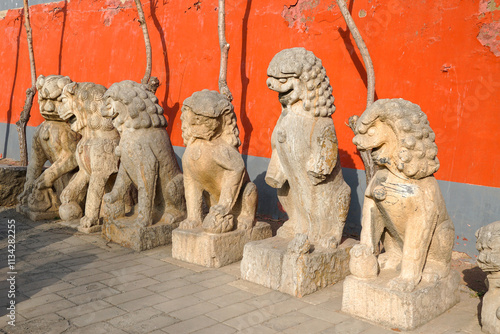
left=172, top=221, right=272, bottom=268
left=241, top=237, right=356, bottom=297
left=16, top=204, right=59, bottom=221
left=102, top=217, right=178, bottom=251
left=341, top=270, right=461, bottom=331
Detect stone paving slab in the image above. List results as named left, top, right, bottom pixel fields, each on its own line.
left=0, top=207, right=485, bottom=334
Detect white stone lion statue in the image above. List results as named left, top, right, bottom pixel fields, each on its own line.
left=350, top=98, right=455, bottom=292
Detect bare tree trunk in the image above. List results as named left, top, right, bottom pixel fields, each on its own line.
left=337, top=0, right=376, bottom=183
left=218, top=0, right=233, bottom=101
left=16, top=0, right=37, bottom=166
left=133, top=0, right=152, bottom=86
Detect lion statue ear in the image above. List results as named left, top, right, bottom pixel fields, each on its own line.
left=65, top=82, right=77, bottom=95
left=36, top=75, right=45, bottom=91
left=58, top=76, right=73, bottom=89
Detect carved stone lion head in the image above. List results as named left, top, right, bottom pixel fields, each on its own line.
left=36, top=75, right=73, bottom=121
left=266, top=47, right=335, bottom=117
left=476, top=221, right=500, bottom=274
left=181, top=89, right=240, bottom=148
left=353, top=98, right=440, bottom=179
left=58, top=82, right=110, bottom=133
left=101, top=80, right=166, bottom=132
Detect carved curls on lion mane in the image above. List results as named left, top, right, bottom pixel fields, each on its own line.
left=357, top=98, right=440, bottom=179
left=102, top=80, right=167, bottom=130
left=267, top=47, right=335, bottom=117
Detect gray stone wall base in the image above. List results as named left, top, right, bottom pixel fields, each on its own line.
left=172, top=221, right=272, bottom=268
left=102, top=217, right=178, bottom=251
left=341, top=270, right=461, bottom=331
left=241, top=237, right=355, bottom=297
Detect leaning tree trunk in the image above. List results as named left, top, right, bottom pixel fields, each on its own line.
left=16, top=0, right=37, bottom=166
left=218, top=0, right=233, bottom=101
left=133, top=0, right=154, bottom=87
left=337, top=0, right=376, bottom=184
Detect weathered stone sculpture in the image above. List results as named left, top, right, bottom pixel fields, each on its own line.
left=172, top=90, right=271, bottom=267
left=241, top=48, right=353, bottom=297
left=17, top=75, right=80, bottom=220
left=57, top=81, right=120, bottom=233
left=476, top=221, right=500, bottom=334
left=264, top=47, right=351, bottom=248
left=179, top=90, right=257, bottom=233
left=342, top=98, right=459, bottom=330
left=100, top=80, right=186, bottom=250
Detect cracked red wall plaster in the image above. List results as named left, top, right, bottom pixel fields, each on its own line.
left=478, top=21, right=500, bottom=56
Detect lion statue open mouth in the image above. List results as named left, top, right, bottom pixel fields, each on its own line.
left=350, top=98, right=455, bottom=292
left=101, top=80, right=186, bottom=227
left=57, top=81, right=120, bottom=230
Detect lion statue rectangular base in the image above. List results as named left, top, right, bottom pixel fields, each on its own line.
left=342, top=270, right=460, bottom=331
left=240, top=237, right=355, bottom=298
left=172, top=222, right=272, bottom=268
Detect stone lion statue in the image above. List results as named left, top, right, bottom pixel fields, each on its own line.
left=101, top=80, right=185, bottom=227
left=476, top=221, right=500, bottom=334
left=17, top=75, right=80, bottom=216
left=350, top=98, right=455, bottom=292
left=265, top=47, right=351, bottom=249
left=57, top=81, right=120, bottom=230
left=179, top=90, right=257, bottom=233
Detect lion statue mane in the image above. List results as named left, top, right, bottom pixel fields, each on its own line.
left=101, top=80, right=185, bottom=227
left=179, top=89, right=257, bottom=233
left=57, top=81, right=120, bottom=230
left=265, top=47, right=351, bottom=249
left=350, top=98, right=455, bottom=292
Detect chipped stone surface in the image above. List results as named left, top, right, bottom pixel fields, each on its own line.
left=179, top=90, right=257, bottom=234
left=265, top=48, right=350, bottom=249
left=241, top=237, right=355, bottom=297
left=57, top=81, right=120, bottom=233
left=172, top=221, right=272, bottom=268
left=103, top=216, right=177, bottom=251
left=342, top=270, right=460, bottom=331
left=345, top=98, right=459, bottom=329
left=17, top=75, right=80, bottom=221
left=173, top=90, right=267, bottom=267
left=350, top=99, right=454, bottom=291
left=101, top=80, right=185, bottom=249
left=476, top=221, right=500, bottom=334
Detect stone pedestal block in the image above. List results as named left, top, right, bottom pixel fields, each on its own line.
left=172, top=221, right=272, bottom=268
left=102, top=217, right=178, bottom=251
left=16, top=204, right=59, bottom=221
left=342, top=270, right=460, bottom=331
left=241, top=237, right=355, bottom=297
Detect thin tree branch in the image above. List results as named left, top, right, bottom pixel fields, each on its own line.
left=337, top=0, right=374, bottom=107
left=134, top=0, right=152, bottom=85
left=336, top=0, right=376, bottom=183
left=218, top=0, right=232, bottom=101
left=16, top=0, right=37, bottom=166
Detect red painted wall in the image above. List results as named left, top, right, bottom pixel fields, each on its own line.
left=1, top=0, right=499, bottom=187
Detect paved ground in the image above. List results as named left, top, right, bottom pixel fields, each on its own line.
left=0, top=207, right=485, bottom=334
